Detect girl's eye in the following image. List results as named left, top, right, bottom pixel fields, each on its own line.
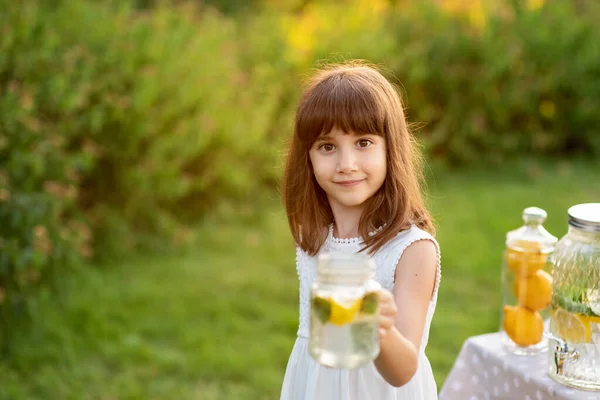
left=357, top=139, right=372, bottom=148
left=319, top=143, right=335, bottom=152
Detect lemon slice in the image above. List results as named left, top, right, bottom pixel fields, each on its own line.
left=329, top=298, right=361, bottom=326
left=578, top=314, right=600, bottom=325
left=551, top=308, right=591, bottom=343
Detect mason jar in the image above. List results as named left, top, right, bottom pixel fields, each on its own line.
left=501, top=207, right=557, bottom=355
left=309, top=252, right=381, bottom=368
left=548, top=203, right=600, bottom=391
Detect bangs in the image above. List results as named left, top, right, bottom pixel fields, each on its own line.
left=295, top=73, right=388, bottom=145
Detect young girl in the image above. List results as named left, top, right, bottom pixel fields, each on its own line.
left=279, top=62, right=441, bottom=400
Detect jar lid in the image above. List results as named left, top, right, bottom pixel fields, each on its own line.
left=522, top=206, right=547, bottom=224
left=317, top=252, right=375, bottom=283
left=506, top=206, right=557, bottom=250
left=568, top=203, right=600, bottom=232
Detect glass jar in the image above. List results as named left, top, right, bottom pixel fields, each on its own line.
left=501, top=207, right=557, bottom=355
left=309, top=252, right=381, bottom=368
left=548, top=203, right=600, bottom=391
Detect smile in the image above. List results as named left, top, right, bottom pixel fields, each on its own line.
left=334, top=179, right=365, bottom=187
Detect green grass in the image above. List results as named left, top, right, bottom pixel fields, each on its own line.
left=1, top=158, right=599, bottom=399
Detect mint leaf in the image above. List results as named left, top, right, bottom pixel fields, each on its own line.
left=360, top=292, right=378, bottom=315
left=312, top=296, right=331, bottom=323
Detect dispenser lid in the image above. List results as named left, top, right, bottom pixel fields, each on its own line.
left=568, top=203, right=600, bottom=232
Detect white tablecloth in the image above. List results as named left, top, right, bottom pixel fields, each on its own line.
left=439, top=332, right=600, bottom=400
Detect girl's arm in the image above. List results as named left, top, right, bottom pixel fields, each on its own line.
left=373, top=239, right=438, bottom=387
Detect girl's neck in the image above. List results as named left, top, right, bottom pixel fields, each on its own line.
left=332, top=210, right=362, bottom=239
left=328, top=195, right=365, bottom=239
left=333, top=222, right=359, bottom=239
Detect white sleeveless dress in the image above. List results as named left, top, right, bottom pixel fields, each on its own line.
left=280, top=225, right=442, bottom=400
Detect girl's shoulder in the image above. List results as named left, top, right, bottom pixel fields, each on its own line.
left=379, top=224, right=437, bottom=253
left=374, top=225, right=440, bottom=290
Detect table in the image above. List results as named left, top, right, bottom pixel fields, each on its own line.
left=439, top=332, right=600, bottom=400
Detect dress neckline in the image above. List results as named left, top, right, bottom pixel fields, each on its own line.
left=327, top=224, right=384, bottom=244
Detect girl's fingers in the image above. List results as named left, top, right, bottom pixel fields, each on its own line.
left=379, top=315, right=395, bottom=330
left=377, top=290, right=397, bottom=337
left=379, top=301, right=396, bottom=312
left=377, top=290, right=397, bottom=338
left=378, top=319, right=394, bottom=338
left=378, top=289, right=394, bottom=303
left=378, top=301, right=397, bottom=318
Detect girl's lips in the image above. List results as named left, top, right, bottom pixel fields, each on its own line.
left=335, top=179, right=365, bottom=187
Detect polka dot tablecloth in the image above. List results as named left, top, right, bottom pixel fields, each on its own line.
left=439, top=332, right=600, bottom=400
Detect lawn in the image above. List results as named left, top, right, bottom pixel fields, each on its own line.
left=0, top=158, right=598, bottom=399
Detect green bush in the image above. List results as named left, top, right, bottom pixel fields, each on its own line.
left=0, top=0, right=295, bottom=338
left=0, top=0, right=97, bottom=348
left=234, top=0, right=600, bottom=165
left=386, top=0, right=600, bottom=163
left=0, top=0, right=284, bottom=248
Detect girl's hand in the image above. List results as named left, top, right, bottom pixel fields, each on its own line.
left=377, top=289, right=398, bottom=339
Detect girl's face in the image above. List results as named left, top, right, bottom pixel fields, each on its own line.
left=309, top=126, right=387, bottom=215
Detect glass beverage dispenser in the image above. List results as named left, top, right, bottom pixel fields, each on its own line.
left=548, top=203, right=600, bottom=391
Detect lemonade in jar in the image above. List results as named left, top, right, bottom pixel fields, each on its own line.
left=548, top=203, right=600, bottom=390
left=309, top=252, right=381, bottom=368
left=501, top=207, right=557, bottom=355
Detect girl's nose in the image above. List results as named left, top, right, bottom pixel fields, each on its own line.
left=336, top=148, right=358, bottom=173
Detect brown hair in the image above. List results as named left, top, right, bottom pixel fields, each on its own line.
left=282, top=61, right=434, bottom=256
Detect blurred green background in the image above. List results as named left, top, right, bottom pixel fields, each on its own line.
left=1, top=0, right=599, bottom=398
